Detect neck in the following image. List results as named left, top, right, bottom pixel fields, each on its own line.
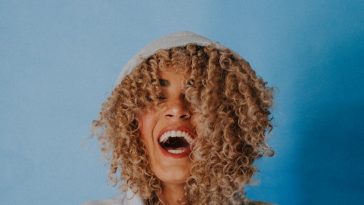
left=159, top=183, right=187, bottom=205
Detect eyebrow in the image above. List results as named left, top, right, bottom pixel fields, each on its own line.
left=159, top=79, right=170, bottom=87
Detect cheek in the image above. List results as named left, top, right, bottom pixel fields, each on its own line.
left=138, top=111, right=158, bottom=143
left=190, top=113, right=200, bottom=130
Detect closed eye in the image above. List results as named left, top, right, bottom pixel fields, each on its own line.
left=157, top=95, right=167, bottom=100
left=157, top=95, right=168, bottom=105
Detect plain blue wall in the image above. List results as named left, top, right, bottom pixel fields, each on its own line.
left=1, top=1, right=363, bottom=204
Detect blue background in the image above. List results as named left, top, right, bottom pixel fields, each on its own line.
left=1, top=0, right=363, bottom=204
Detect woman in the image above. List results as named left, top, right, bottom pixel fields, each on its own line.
left=86, top=32, right=274, bottom=205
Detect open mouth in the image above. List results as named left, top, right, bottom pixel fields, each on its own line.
left=158, top=130, right=194, bottom=156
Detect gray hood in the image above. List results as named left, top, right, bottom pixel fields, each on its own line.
left=115, top=31, right=226, bottom=85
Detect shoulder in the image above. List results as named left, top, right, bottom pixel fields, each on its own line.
left=82, top=190, right=143, bottom=205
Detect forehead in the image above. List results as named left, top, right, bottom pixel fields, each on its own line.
left=158, top=66, right=189, bottom=79
left=158, top=69, right=188, bottom=87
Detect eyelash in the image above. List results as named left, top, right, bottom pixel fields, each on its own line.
left=157, top=95, right=167, bottom=100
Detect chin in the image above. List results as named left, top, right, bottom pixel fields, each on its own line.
left=153, top=164, right=191, bottom=185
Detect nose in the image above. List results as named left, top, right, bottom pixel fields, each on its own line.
left=164, top=98, right=191, bottom=120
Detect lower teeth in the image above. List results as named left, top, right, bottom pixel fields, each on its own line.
left=167, top=149, right=185, bottom=154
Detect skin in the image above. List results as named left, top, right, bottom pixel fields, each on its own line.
left=138, top=68, right=195, bottom=205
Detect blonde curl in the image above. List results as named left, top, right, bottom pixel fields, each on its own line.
left=93, top=44, right=273, bottom=204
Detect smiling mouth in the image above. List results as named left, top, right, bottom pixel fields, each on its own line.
left=158, top=130, right=194, bottom=156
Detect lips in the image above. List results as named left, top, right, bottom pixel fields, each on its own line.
left=157, top=126, right=195, bottom=158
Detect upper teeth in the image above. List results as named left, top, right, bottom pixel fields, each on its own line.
left=159, top=130, right=194, bottom=145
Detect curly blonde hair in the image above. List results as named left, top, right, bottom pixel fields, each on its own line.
left=93, top=44, right=273, bottom=204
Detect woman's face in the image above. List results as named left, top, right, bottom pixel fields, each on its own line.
left=138, top=68, right=196, bottom=185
